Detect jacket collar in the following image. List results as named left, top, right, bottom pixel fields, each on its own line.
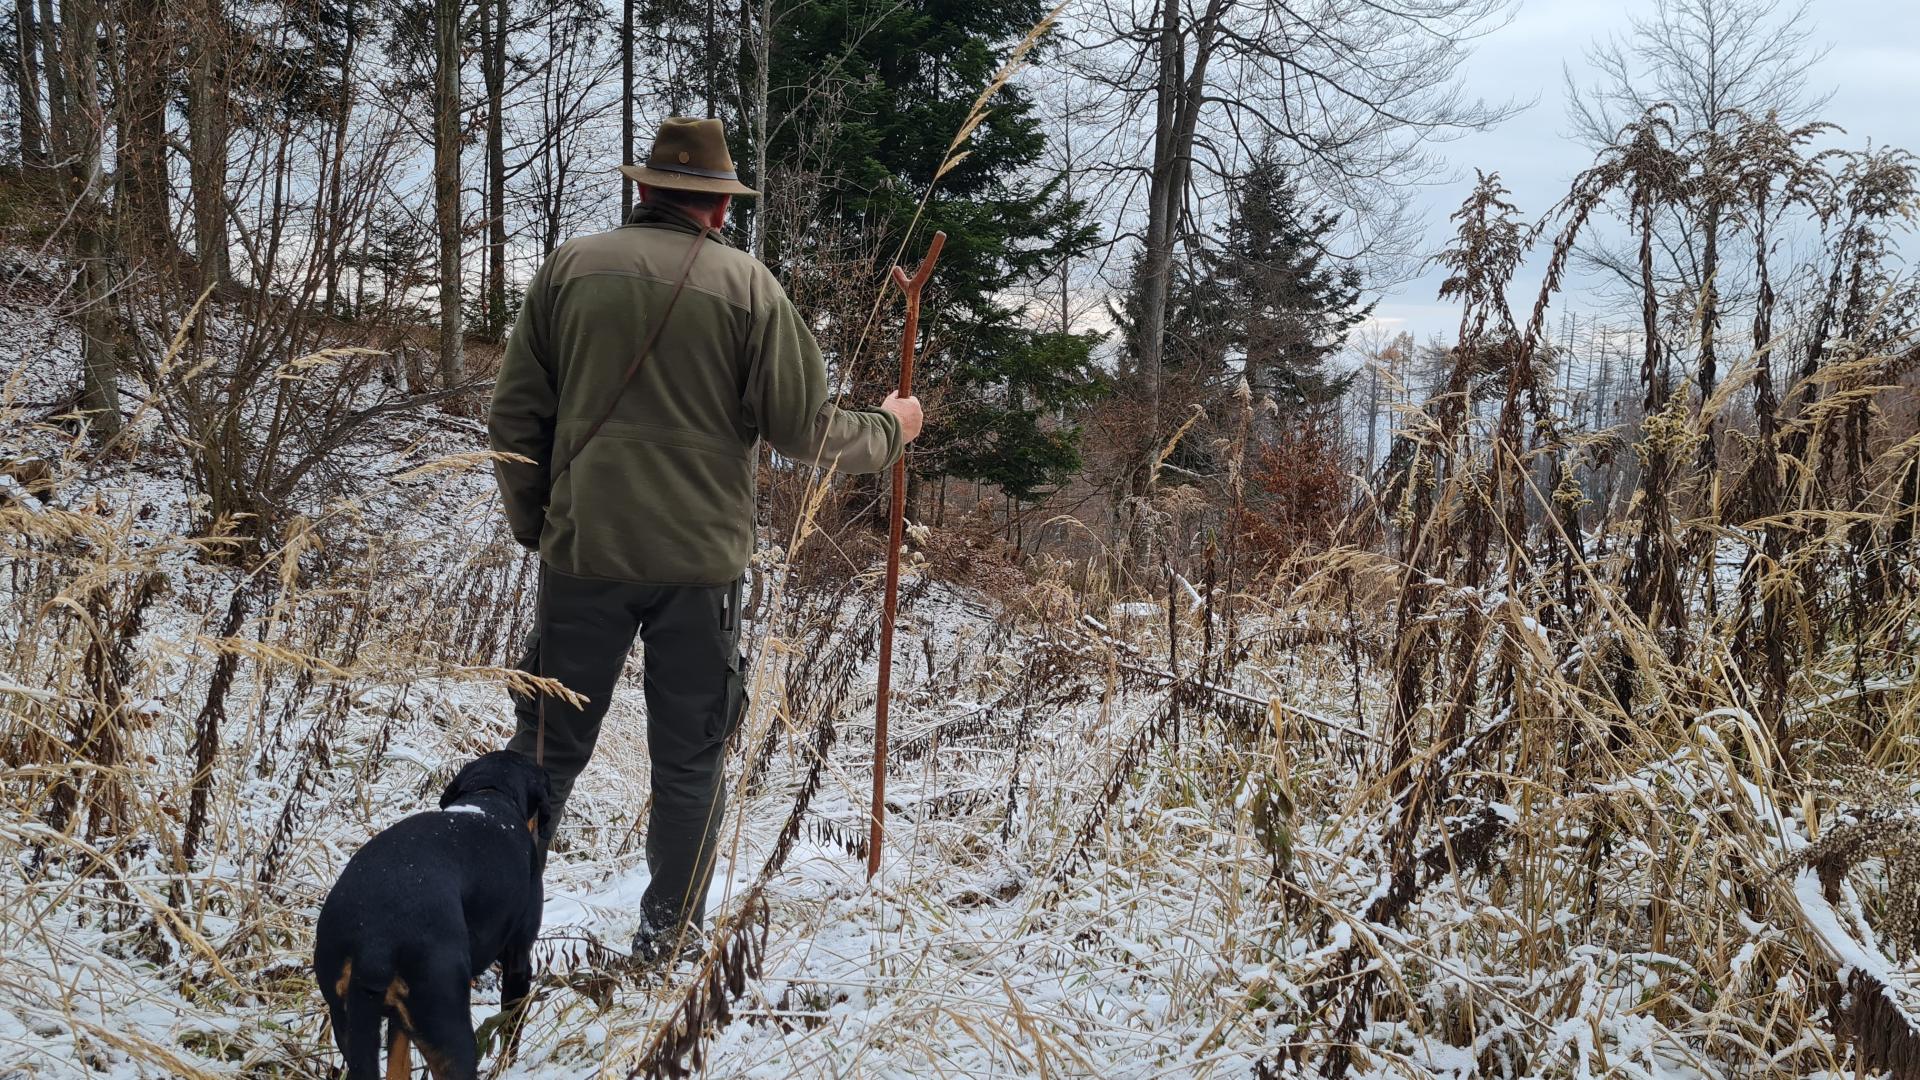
left=624, top=202, right=725, bottom=241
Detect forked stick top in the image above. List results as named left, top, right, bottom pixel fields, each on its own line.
left=890, top=231, right=947, bottom=299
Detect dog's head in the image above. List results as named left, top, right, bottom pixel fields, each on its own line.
left=439, top=751, right=553, bottom=838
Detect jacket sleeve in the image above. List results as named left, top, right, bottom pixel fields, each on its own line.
left=743, top=281, right=902, bottom=474
left=489, top=258, right=557, bottom=550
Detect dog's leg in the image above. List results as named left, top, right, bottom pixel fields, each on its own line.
left=323, top=996, right=350, bottom=1064
left=408, top=966, right=481, bottom=1080
left=414, top=1022, right=479, bottom=1080
left=385, top=1026, right=410, bottom=1080
left=383, top=976, right=416, bottom=1080
left=500, top=935, right=534, bottom=1015
left=319, top=957, right=351, bottom=1066
left=496, top=936, right=536, bottom=1061
left=335, top=965, right=388, bottom=1079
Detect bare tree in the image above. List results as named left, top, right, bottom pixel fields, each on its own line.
left=11, top=0, right=48, bottom=167
left=1067, top=0, right=1513, bottom=483
left=185, top=0, right=229, bottom=288
left=1566, top=0, right=1829, bottom=148
left=432, top=0, right=463, bottom=386
left=1355, top=327, right=1412, bottom=472
left=735, top=0, right=770, bottom=259
left=40, top=0, right=121, bottom=434
left=481, top=0, right=508, bottom=339
left=321, top=0, right=363, bottom=314
left=114, top=0, right=171, bottom=261
left=520, top=3, right=618, bottom=256
left=622, top=0, right=634, bottom=219
left=1563, top=0, right=1831, bottom=371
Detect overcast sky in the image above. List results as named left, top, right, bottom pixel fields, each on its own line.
left=1371, top=0, right=1920, bottom=343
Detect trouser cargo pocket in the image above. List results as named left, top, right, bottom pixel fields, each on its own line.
left=721, top=651, right=749, bottom=743
left=715, top=575, right=748, bottom=743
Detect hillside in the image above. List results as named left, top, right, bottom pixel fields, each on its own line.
left=6, top=247, right=1919, bottom=1080
left=0, top=269, right=1339, bottom=1077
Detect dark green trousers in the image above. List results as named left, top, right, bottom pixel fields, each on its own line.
left=507, top=566, right=746, bottom=930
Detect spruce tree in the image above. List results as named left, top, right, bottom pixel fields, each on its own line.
left=1215, top=156, right=1369, bottom=425
left=761, top=0, right=1105, bottom=504
left=932, top=322, right=1106, bottom=502
left=1113, top=250, right=1236, bottom=381
left=1107, top=251, right=1237, bottom=479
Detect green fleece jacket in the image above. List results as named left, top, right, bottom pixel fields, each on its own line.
left=488, top=205, right=902, bottom=584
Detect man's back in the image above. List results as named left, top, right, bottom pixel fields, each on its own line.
left=487, top=118, right=925, bottom=972
left=489, top=204, right=901, bottom=585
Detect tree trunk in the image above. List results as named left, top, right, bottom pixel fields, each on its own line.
left=11, top=0, right=47, bottom=167
left=44, top=0, right=121, bottom=436
left=322, top=0, right=358, bottom=315
left=433, top=0, right=464, bottom=387
left=1057, top=79, right=1074, bottom=334
left=483, top=0, right=506, bottom=340
left=1133, top=0, right=1218, bottom=468
left=621, top=0, right=634, bottom=220
left=1364, top=359, right=1381, bottom=472
left=1695, top=198, right=1721, bottom=470
left=186, top=0, right=228, bottom=288
left=35, top=0, right=64, bottom=158
left=115, top=0, right=171, bottom=262
left=702, top=0, right=716, bottom=116
left=1134, top=0, right=1182, bottom=441
left=745, top=0, right=769, bottom=260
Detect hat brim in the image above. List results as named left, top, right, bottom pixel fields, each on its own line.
left=619, top=164, right=758, bottom=197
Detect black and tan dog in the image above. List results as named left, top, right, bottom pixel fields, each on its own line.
left=314, top=750, right=550, bottom=1079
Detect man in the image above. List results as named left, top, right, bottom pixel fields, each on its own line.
left=488, top=117, right=922, bottom=962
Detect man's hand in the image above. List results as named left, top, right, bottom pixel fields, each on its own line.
left=880, top=392, right=924, bottom=444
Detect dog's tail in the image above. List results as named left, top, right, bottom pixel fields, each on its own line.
left=339, top=958, right=393, bottom=1080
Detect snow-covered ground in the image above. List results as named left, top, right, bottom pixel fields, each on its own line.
left=2, top=258, right=1912, bottom=1079
left=0, top=272, right=1320, bottom=1078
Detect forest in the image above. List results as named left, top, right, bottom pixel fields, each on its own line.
left=3, top=0, right=1919, bottom=1075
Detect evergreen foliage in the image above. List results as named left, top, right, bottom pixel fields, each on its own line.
left=931, top=323, right=1106, bottom=501
left=763, top=0, right=1106, bottom=502
left=1116, top=157, right=1368, bottom=412
left=1215, top=155, right=1369, bottom=418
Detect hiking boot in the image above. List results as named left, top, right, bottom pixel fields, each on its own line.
left=629, top=914, right=706, bottom=969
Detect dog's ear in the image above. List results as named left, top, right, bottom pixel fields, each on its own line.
left=438, top=760, right=477, bottom=810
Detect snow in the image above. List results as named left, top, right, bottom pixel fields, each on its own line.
left=0, top=251, right=1912, bottom=1080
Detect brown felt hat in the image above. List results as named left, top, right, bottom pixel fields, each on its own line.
left=619, top=117, right=758, bottom=197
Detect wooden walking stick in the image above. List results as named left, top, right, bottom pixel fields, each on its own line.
left=869, top=230, right=945, bottom=881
